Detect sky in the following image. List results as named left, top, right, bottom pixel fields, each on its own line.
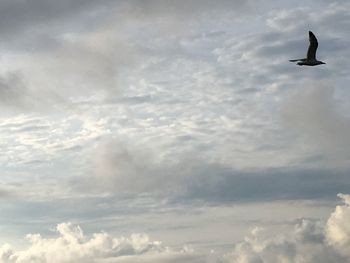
left=0, top=0, right=349, bottom=262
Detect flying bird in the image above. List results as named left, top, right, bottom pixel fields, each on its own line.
left=289, top=31, right=325, bottom=66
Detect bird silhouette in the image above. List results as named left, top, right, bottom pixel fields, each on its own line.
left=290, top=31, right=325, bottom=66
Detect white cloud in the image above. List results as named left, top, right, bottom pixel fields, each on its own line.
left=0, top=222, right=200, bottom=263
left=224, top=194, right=350, bottom=263
left=326, top=194, right=350, bottom=258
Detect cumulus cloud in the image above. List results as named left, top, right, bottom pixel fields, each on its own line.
left=0, top=222, right=200, bottom=263
left=224, top=194, right=350, bottom=263
left=326, top=194, right=350, bottom=258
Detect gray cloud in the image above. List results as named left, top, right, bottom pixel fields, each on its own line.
left=0, top=0, right=254, bottom=51
left=32, top=29, right=133, bottom=98
left=0, top=72, right=67, bottom=112
left=185, top=168, right=350, bottom=203
left=88, top=138, right=165, bottom=193
left=281, top=84, right=350, bottom=163
left=120, top=0, right=251, bottom=18
left=0, top=0, right=116, bottom=39
left=0, top=20, right=135, bottom=111
left=0, top=73, right=34, bottom=111
left=84, top=138, right=350, bottom=204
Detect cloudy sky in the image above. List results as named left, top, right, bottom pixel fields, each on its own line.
left=0, top=0, right=350, bottom=262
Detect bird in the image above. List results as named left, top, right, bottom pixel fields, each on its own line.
left=289, top=31, right=325, bottom=66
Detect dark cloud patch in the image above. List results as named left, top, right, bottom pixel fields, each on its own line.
left=85, top=138, right=350, bottom=204
left=0, top=72, right=66, bottom=112
left=0, top=188, right=12, bottom=199
left=0, top=0, right=112, bottom=35
left=122, top=0, right=250, bottom=17
left=185, top=167, right=350, bottom=203
left=0, top=0, right=254, bottom=51
left=0, top=0, right=120, bottom=51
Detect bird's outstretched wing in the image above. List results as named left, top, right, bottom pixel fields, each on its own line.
left=289, top=59, right=306, bottom=62
left=307, top=31, right=318, bottom=60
